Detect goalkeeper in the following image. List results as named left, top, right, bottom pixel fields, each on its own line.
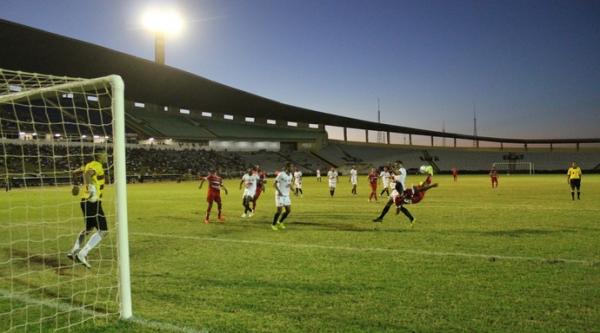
left=67, top=150, right=108, bottom=269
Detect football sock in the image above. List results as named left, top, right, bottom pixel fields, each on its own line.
left=378, top=202, right=392, bottom=219
left=299, top=189, right=303, bottom=195
left=330, top=190, right=334, bottom=197
left=571, top=192, right=575, bottom=200
left=399, top=206, right=414, bottom=221
left=273, top=212, right=281, bottom=225
left=279, top=211, right=289, bottom=223
left=71, top=231, right=86, bottom=253
left=577, top=192, right=580, bottom=199
left=79, top=231, right=104, bottom=257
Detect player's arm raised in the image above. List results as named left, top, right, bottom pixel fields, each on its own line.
left=222, top=183, right=229, bottom=195
left=198, top=177, right=205, bottom=189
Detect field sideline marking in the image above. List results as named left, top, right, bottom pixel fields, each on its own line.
left=134, top=232, right=595, bottom=265
left=0, top=289, right=207, bottom=333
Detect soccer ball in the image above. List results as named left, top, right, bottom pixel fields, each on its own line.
left=419, top=165, right=429, bottom=174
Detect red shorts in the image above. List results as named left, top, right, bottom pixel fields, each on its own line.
left=370, top=183, right=377, bottom=191
left=207, top=191, right=221, bottom=204
left=254, top=188, right=263, bottom=201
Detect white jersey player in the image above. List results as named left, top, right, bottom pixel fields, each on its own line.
left=272, top=163, right=294, bottom=231
left=396, top=161, right=407, bottom=192
left=379, top=167, right=391, bottom=197
left=293, top=168, right=303, bottom=197
left=239, top=168, right=259, bottom=218
left=316, top=169, right=321, bottom=182
left=349, top=166, right=358, bottom=195
left=327, top=167, right=338, bottom=197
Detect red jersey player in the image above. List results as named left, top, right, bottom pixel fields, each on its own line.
left=367, top=168, right=378, bottom=202
left=199, top=169, right=228, bottom=224
left=489, top=166, right=498, bottom=188
left=252, top=165, right=267, bottom=211
left=451, top=167, right=458, bottom=182
left=372, top=169, right=435, bottom=227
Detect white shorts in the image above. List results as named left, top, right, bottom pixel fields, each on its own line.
left=243, top=189, right=256, bottom=198
left=390, top=189, right=401, bottom=201
left=275, top=195, right=291, bottom=207
left=295, top=182, right=302, bottom=189
left=328, top=182, right=337, bottom=188
left=351, top=179, right=358, bottom=185
left=382, top=182, right=389, bottom=189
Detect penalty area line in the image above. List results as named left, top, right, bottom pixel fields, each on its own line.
left=133, top=232, right=594, bottom=265
left=0, top=289, right=207, bottom=333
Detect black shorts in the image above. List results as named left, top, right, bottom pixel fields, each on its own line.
left=80, top=200, right=108, bottom=231
left=569, top=179, right=581, bottom=190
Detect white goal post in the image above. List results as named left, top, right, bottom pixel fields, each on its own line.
left=0, top=68, right=131, bottom=331
left=492, top=161, right=535, bottom=175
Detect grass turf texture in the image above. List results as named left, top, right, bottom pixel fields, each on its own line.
left=1, top=174, right=599, bottom=332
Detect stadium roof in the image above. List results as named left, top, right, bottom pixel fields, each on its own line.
left=1, top=18, right=599, bottom=145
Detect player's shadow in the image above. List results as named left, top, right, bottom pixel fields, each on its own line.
left=473, top=229, right=565, bottom=237
left=293, top=221, right=405, bottom=233
left=7, top=248, right=88, bottom=276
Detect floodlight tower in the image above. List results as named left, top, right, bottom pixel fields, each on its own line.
left=142, top=8, right=184, bottom=65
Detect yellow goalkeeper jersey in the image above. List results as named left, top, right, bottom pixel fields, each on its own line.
left=80, top=160, right=105, bottom=200
left=567, top=167, right=582, bottom=180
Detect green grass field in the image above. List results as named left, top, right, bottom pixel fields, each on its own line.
left=1, top=174, right=600, bottom=332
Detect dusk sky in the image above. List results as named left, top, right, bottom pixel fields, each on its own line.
left=1, top=0, right=599, bottom=140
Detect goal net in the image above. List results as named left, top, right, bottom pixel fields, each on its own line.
left=0, top=68, right=131, bottom=332
left=492, top=161, right=535, bottom=175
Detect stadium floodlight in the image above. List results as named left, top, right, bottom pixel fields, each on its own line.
left=141, top=7, right=184, bottom=65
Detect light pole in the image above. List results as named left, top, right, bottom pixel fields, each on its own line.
left=142, top=8, right=183, bottom=65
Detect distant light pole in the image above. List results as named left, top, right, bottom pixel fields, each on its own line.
left=142, top=8, right=183, bottom=65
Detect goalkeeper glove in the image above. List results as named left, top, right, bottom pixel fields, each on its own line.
left=87, top=184, right=98, bottom=203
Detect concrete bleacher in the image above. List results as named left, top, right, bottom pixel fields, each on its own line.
left=316, top=141, right=600, bottom=172
left=316, top=142, right=424, bottom=170
left=128, top=109, right=215, bottom=140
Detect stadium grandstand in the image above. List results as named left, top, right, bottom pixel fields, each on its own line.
left=1, top=17, right=599, bottom=185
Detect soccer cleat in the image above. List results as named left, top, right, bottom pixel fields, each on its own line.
left=241, top=213, right=247, bottom=218
left=67, top=250, right=79, bottom=261
left=277, top=222, right=286, bottom=230
left=76, top=252, right=91, bottom=269
left=218, top=215, right=225, bottom=222
left=247, top=212, right=254, bottom=218
left=372, top=217, right=383, bottom=222
left=204, top=218, right=210, bottom=224
left=271, top=225, right=279, bottom=231
left=410, top=218, right=416, bottom=229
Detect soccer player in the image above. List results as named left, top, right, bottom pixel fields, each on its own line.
left=451, top=167, right=458, bottom=182
left=367, top=168, right=378, bottom=202
left=396, top=161, right=407, bottom=193
left=379, top=166, right=391, bottom=197
left=372, top=177, right=438, bottom=227
left=293, top=167, right=303, bottom=197
left=567, top=161, right=582, bottom=200
left=199, top=169, right=228, bottom=224
left=239, top=167, right=259, bottom=218
left=489, top=166, right=498, bottom=188
left=327, top=167, right=338, bottom=197
left=272, top=162, right=294, bottom=230
left=67, top=150, right=108, bottom=269
left=252, top=165, right=266, bottom=211
left=349, top=165, right=358, bottom=195
left=316, top=168, right=321, bottom=182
